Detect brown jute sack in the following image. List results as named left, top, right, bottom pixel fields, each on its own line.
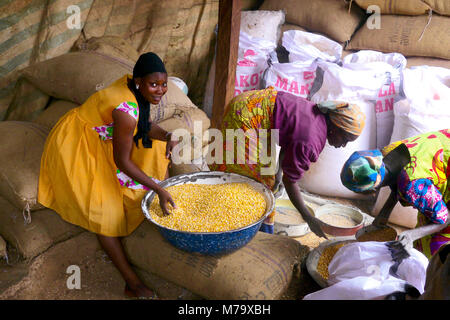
left=123, top=221, right=309, bottom=300
left=21, top=52, right=133, bottom=105
left=406, top=56, right=450, bottom=69
left=347, top=15, right=450, bottom=60
left=157, top=107, right=211, bottom=161
left=259, top=0, right=366, bottom=43
left=0, top=197, right=84, bottom=260
left=33, top=99, right=80, bottom=130
left=0, top=121, right=49, bottom=212
left=355, top=0, right=431, bottom=15
left=73, top=36, right=141, bottom=65
left=423, top=0, right=450, bottom=15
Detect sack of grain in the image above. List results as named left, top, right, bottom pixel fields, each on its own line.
left=423, top=0, right=450, bottom=15
left=241, top=10, right=285, bottom=44
left=342, top=50, right=407, bottom=149
left=4, top=77, right=50, bottom=122
left=0, top=121, right=49, bottom=212
left=259, top=0, right=366, bottom=43
left=21, top=51, right=198, bottom=121
left=203, top=10, right=285, bottom=118
left=73, top=36, right=140, bottom=65
left=299, top=61, right=385, bottom=199
left=21, top=52, right=132, bottom=105
left=283, top=30, right=343, bottom=63
left=355, top=0, right=431, bottom=15
left=157, top=107, right=211, bottom=163
left=347, top=15, right=450, bottom=60
left=390, top=66, right=450, bottom=142
left=33, top=99, right=80, bottom=129
left=406, top=57, right=450, bottom=69
left=0, top=196, right=84, bottom=260
left=123, top=221, right=309, bottom=300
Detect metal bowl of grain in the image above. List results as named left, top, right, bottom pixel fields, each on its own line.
left=314, top=204, right=365, bottom=237
left=306, top=237, right=356, bottom=288
left=141, top=171, right=275, bottom=256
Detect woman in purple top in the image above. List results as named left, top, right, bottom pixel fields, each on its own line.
left=209, top=87, right=366, bottom=237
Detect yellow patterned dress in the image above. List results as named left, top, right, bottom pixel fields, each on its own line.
left=382, top=129, right=450, bottom=259
left=38, top=75, right=170, bottom=237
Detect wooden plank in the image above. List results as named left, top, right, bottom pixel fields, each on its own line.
left=211, top=0, right=241, bottom=129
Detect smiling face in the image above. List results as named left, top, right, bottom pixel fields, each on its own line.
left=135, top=72, right=168, bottom=104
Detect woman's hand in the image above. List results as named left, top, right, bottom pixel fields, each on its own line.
left=165, top=133, right=179, bottom=160
left=157, top=188, right=176, bottom=216
left=304, top=215, right=328, bottom=239
left=282, top=175, right=328, bottom=239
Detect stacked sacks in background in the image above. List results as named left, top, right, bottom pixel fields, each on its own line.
left=348, top=0, right=450, bottom=67
left=263, top=30, right=343, bottom=99
left=0, top=121, right=84, bottom=260
left=202, top=10, right=286, bottom=119
left=259, top=0, right=366, bottom=45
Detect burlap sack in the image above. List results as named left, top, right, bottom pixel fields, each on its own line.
left=355, top=0, right=431, bottom=15
left=347, top=15, right=450, bottom=60
left=423, top=0, right=450, bottom=15
left=0, top=197, right=84, bottom=260
left=73, top=36, right=141, bottom=65
left=4, top=77, right=50, bottom=122
left=259, top=0, right=366, bottom=43
left=406, top=56, right=450, bottom=69
left=21, top=52, right=133, bottom=105
left=419, top=244, right=450, bottom=300
left=33, top=99, right=80, bottom=129
left=123, top=221, right=309, bottom=300
left=0, top=121, right=49, bottom=212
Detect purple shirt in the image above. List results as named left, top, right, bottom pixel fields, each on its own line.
left=273, top=91, right=327, bottom=182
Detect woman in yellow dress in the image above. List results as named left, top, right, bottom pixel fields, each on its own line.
left=38, top=52, right=177, bottom=298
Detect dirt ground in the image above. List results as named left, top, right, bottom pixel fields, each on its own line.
left=0, top=194, right=402, bottom=300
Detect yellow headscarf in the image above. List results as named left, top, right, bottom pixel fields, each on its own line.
left=317, top=101, right=366, bottom=136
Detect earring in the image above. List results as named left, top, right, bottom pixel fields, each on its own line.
left=136, top=84, right=139, bottom=90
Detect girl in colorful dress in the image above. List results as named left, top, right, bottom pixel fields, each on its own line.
left=38, top=52, right=177, bottom=298
left=341, top=129, right=450, bottom=259
left=209, top=88, right=366, bottom=237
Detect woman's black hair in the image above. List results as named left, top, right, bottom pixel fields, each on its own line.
left=130, top=52, right=167, bottom=148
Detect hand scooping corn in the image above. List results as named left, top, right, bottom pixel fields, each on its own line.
left=149, top=183, right=267, bottom=232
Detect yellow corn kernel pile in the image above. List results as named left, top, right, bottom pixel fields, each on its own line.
left=149, top=183, right=267, bottom=232
left=317, top=243, right=348, bottom=280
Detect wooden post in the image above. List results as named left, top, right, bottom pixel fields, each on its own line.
left=211, top=0, right=241, bottom=129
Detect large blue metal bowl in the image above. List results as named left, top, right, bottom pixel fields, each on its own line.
left=141, top=171, right=275, bottom=256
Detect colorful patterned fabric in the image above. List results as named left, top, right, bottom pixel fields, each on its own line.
left=93, top=101, right=139, bottom=141
left=382, top=129, right=450, bottom=259
left=208, top=87, right=278, bottom=233
left=316, top=100, right=366, bottom=136
left=209, top=87, right=278, bottom=189
left=341, top=149, right=386, bottom=192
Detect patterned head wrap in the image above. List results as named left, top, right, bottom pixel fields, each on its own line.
left=317, top=101, right=366, bottom=136
left=340, top=149, right=386, bottom=192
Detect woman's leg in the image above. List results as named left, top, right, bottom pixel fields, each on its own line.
left=96, top=234, right=156, bottom=298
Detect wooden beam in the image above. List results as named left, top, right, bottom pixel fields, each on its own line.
left=211, top=0, right=241, bottom=129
